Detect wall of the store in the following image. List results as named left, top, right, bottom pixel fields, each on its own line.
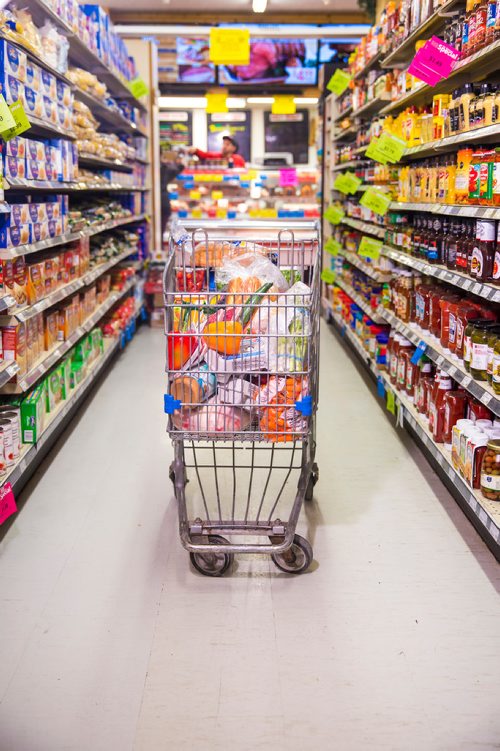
left=161, top=105, right=318, bottom=167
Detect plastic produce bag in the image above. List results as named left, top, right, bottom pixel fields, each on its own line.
left=265, top=282, right=312, bottom=372
left=216, top=252, right=288, bottom=295
left=171, top=396, right=251, bottom=435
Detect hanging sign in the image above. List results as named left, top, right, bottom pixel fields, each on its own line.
left=272, top=96, right=296, bottom=115
left=334, top=171, right=362, bottom=195
left=324, top=205, right=345, bottom=225
left=209, top=28, right=250, bottom=65
left=1, top=100, right=30, bottom=141
left=0, top=482, right=16, bottom=525
left=206, top=93, right=228, bottom=114
left=321, top=268, right=337, bottom=284
left=326, top=69, right=352, bottom=96
left=360, top=186, right=392, bottom=216
left=365, top=137, right=388, bottom=164
left=325, top=237, right=341, bottom=256
left=408, top=37, right=460, bottom=87
left=0, top=94, right=17, bottom=135
left=358, top=236, right=382, bottom=260
left=375, top=132, right=407, bottom=163
left=279, top=168, right=298, bottom=187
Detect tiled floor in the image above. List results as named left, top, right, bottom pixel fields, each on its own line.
left=0, top=325, right=499, bottom=751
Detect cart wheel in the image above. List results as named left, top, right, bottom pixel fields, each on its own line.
left=305, top=462, right=319, bottom=501
left=271, top=534, right=313, bottom=574
left=190, top=535, right=233, bottom=577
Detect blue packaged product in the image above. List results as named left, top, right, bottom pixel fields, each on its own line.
left=0, top=39, right=26, bottom=81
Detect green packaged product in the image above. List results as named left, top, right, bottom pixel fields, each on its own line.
left=20, top=382, right=46, bottom=443
left=70, top=360, right=84, bottom=389
left=60, top=357, right=72, bottom=397
left=45, top=367, right=64, bottom=413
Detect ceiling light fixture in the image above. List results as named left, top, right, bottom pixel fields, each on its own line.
left=252, top=0, right=267, bottom=13
left=246, top=97, right=274, bottom=104
left=226, top=97, right=247, bottom=108
left=159, top=96, right=207, bottom=108
left=294, top=97, right=319, bottom=104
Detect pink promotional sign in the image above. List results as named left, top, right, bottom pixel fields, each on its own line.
left=0, top=482, right=16, bottom=525
left=408, top=37, right=460, bottom=86
left=279, top=168, right=298, bottom=188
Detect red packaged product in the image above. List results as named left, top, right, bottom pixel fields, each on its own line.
left=396, top=340, right=413, bottom=391
left=467, top=397, right=493, bottom=423
left=454, top=302, right=481, bottom=357
left=442, top=390, right=468, bottom=445
left=430, top=372, right=454, bottom=442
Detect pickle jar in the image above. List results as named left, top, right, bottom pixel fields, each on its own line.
left=487, top=326, right=500, bottom=382
left=480, top=440, right=500, bottom=500
left=468, top=321, right=496, bottom=378
left=492, top=336, right=500, bottom=394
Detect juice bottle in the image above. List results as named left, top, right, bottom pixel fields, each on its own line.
left=460, top=83, right=475, bottom=131
left=468, top=0, right=479, bottom=54
left=462, top=0, right=472, bottom=54
left=474, top=0, right=488, bottom=51
left=455, top=147, right=473, bottom=202
left=445, top=157, right=457, bottom=203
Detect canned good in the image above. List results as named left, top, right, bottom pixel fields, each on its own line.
left=0, top=411, right=20, bottom=458
left=0, top=418, right=14, bottom=466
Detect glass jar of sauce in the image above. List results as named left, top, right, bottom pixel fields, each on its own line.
left=480, top=439, right=500, bottom=500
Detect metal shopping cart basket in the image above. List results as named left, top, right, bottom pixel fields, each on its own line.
left=163, top=220, right=320, bottom=576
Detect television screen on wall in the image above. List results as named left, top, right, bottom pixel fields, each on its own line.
left=176, top=37, right=216, bottom=84
left=218, top=39, right=318, bottom=86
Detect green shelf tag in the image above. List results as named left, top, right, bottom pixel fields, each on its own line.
left=325, top=237, right=341, bottom=256
left=375, top=131, right=406, bottom=163
left=324, top=205, right=345, bottom=225
left=321, top=268, right=336, bottom=284
left=360, top=187, right=392, bottom=216
left=386, top=389, right=396, bottom=415
left=358, top=235, right=382, bottom=260
left=129, top=77, right=149, bottom=99
left=326, top=69, right=352, bottom=96
left=1, top=100, right=30, bottom=141
left=334, top=171, right=362, bottom=195
left=0, top=94, right=17, bottom=135
left=365, top=137, right=389, bottom=164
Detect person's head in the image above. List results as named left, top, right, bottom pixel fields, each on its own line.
left=221, top=135, right=238, bottom=157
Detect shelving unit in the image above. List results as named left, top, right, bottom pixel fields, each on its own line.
left=338, top=248, right=390, bottom=282
left=389, top=202, right=500, bottom=219
left=334, top=276, right=386, bottom=323
left=323, top=300, right=500, bottom=559
left=403, top=123, right=500, bottom=159
left=342, top=217, right=385, bottom=239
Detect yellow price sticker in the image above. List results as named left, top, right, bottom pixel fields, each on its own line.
left=2, top=100, right=30, bottom=140
left=0, top=94, right=17, bottom=134
left=360, top=187, right=392, bottom=216
left=189, top=190, right=201, bottom=200
left=321, top=269, right=336, bottom=284
left=216, top=208, right=227, bottom=218
left=358, top=236, right=382, bottom=260
left=128, top=77, right=149, bottom=99
left=212, top=190, right=224, bottom=200
left=191, top=208, right=203, bottom=219
left=272, top=96, right=296, bottom=115
left=325, top=237, right=341, bottom=256
left=326, top=69, right=352, bottom=96
left=209, top=28, right=250, bottom=65
left=206, top=93, right=228, bottom=114
left=247, top=170, right=258, bottom=180
left=324, top=205, right=345, bottom=225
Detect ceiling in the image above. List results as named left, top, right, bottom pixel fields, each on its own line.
left=107, top=0, right=364, bottom=18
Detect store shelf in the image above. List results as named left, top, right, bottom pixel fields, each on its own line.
left=334, top=105, right=353, bottom=124
left=78, top=154, right=133, bottom=173
left=5, top=178, right=148, bottom=193
left=17, top=0, right=147, bottom=112
left=379, top=306, right=500, bottom=416
left=389, top=202, right=500, bottom=219
left=324, top=301, right=500, bottom=558
left=403, top=123, right=500, bottom=159
left=5, top=248, right=137, bottom=323
left=0, top=214, right=146, bottom=260
left=0, top=336, right=120, bottom=494
left=73, top=86, right=142, bottom=135
left=339, top=248, right=390, bottom=282
left=1, top=277, right=136, bottom=394
left=342, top=217, right=386, bottom=239
left=0, top=360, right=20, bottom=388
left=331, top=160, right=366, bottom=172
left=335, top=276, right=386, bottom=322
left=353, top=145, right=368, bottom=155
left=22, top=113, right=75, bottom=141
left=380, top=39, right=500, bottom=115
left=353, top=95, right=391, bottom=118
left=381, top=245, right=500, bottom=303
left=334, top=124, right=358, bottom=142
left=353, top=51, right=382, bottom=80
left=0, top=31, right=73, bottom=86
left=381, top=0, right=463, bottom=67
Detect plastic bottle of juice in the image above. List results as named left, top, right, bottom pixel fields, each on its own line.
left=455, top=147, right=473, bottom=202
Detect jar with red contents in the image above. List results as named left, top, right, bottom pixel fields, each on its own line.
left=442, top=390, right=469, bottom=445
left=428, top=286, right=446, bottom=338
left=429, top=372, right=453, bottom=440
left=414, top=283, right=431, bottom=329
left=415, top=357, right=434, bottom=414
left=440, top=294, right=462, bottom=350
left=390, top=334, right=402, bottom=384
left=468, top=396, right=494, bottom=423
left=396, top=339, right=413, bottom=391
left=405, top=351, right=420, bottom=400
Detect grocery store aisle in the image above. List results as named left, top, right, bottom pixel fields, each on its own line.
left=0, top=324, right=499, bottom=751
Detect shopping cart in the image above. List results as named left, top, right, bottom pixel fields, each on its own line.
left=163, top=220, right=320, bottom=576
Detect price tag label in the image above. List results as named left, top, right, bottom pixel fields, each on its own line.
left=1, top=100, right=30, bottom=141
left=272, top=96, right=296, bottom=115
left=408, top=37, right=460, bottom=87
left=324, top=205, right=345, bottom=225
left=128, top=77, right=149, bottom=99
left=212, top=190, right=224, bottom=200
left=375, top=132, right=407, bottom=163
left=191, top=208, right=203, bottom=219
left=326, top=69, right=352, bottom=96
left=386, top=389, right=396, bottom=415
left=480, top=392, right=492, bottom=405
left=360, top=186, right=392, bottom=216
left=365, top=137, right=389, bottom=164
left=0, top=94, right=17, bottom=134
left=209, top=28, right=250, bottom=65
left=358, top=235, right=382, bottom=261
left=0, top=482, right=17, bottom=525
left=321, top=268, right=336, bottom=284
left=325, top=237, right=341, bottom=256
left=216, top=208, right=227, bottom=218
left=279, top=168, right=298, bottom=187
left=334, top=171, right=362, bottom=195
left=189, top=190, right=201, bottom=199
left=206, top=93, right=228, bottom=114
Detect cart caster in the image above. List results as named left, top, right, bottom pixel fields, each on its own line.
left=271, top=534, right=313, bottom=574
left=190, top=535, right=234, bottom=577
left=305, top=462, right=319, bottom=501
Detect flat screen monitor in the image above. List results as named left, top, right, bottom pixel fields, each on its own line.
left=218, top=39, right=318, bottom=86
left=176, top=37, right=216, bottom=84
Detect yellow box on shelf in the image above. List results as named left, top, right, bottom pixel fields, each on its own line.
left=212, top=190, right=224, bottom=200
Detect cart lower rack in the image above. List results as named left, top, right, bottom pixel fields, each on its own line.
left=163, top=220, right=320, bottom=575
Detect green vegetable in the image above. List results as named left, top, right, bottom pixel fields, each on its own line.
left=240, top=282, right=273, bottom=327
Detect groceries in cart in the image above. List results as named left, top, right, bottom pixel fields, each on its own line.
left=165, top=237, right=315, bottom=440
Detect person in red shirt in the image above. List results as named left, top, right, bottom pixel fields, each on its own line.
left=189, top=135, right=246, bottom=168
